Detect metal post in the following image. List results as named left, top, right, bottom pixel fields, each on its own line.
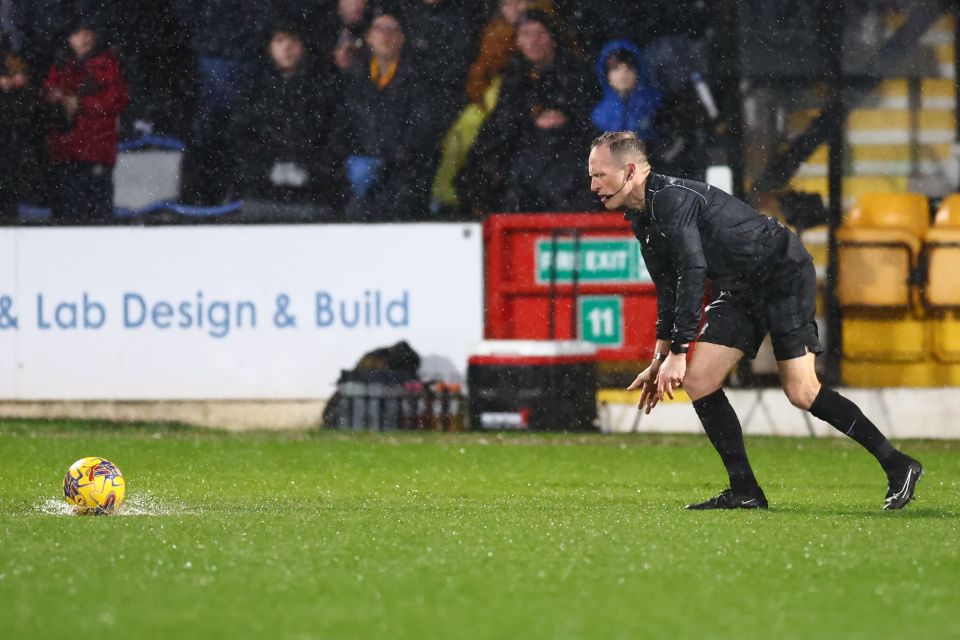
left=715, top=0, right=746, bottom=199
left=908, top=76, right=922, bottom=179
left=950, top=2, right=960, bottom=191
left=547, top=229, right=559, bottom=340
left=955, top=1, right=960, bottom=163
left=823, top=0, right=845, bottom=385
left=569, top=229, right=581, bottom=340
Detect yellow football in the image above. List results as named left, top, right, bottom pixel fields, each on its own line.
left=63, top=457, right=126, bottom=515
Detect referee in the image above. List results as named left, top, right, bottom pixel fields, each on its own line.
left=588, top=131, right=923, bottom=510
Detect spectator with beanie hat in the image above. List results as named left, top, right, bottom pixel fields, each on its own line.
left=231, top=20, right=346, bottom=220
left=459, top=9, right=598, bottom=213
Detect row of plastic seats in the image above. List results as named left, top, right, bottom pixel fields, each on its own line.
left=925, top=196, right=960, bottom=308
left=837, top=192, right=960, bottom=309
left=837, top=193, right=960, bottom=381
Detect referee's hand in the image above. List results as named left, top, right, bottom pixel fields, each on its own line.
left=655, top=353, right=686, bottom=404
left=627, top=366, right=659, bottom=414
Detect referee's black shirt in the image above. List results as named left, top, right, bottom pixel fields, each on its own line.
left=625, top=173, right=800, bottom=346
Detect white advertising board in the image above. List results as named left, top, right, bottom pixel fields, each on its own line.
left=0, top=224, right=483, bottom=400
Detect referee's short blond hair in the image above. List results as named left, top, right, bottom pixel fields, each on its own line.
left=591, top=131, right=649, bottom=165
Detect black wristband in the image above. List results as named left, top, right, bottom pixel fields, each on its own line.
left=652, top=352, right=666, bottom=362
left=669, top=342, right=689, bottom=355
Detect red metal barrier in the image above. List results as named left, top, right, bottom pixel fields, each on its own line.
left=483, top=213, right=658, bottom=362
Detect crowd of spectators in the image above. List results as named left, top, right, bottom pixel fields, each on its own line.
left=0, top=0, right=722, bottom=225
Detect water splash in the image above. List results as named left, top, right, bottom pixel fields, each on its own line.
left=33, top=499, right=76, bottom=516
left=33, top=493, right=191, bottom=516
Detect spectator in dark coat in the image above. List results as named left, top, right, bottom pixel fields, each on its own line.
left=460, top=9, right=598, bottom=213
left=590, top=39, right=660, bottom=141
left=340, top=10, right=437, bottom=221
left=267, top=1, right=325, bottom=57
left=231, top=23, right=345, bottom=220
left=465, top=0, right=542, bottom=107
left=41, top=17, right=128, bottom=224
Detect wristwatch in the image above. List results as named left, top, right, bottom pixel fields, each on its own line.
left=652, top=352, right=667, bottom=363
left=669, top=342, right=689, bottom=355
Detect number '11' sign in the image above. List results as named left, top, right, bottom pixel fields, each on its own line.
left=578, top=295, right=624, bottom=348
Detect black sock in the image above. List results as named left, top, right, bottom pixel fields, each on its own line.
left=809, top=387, right=904, bottom=472
left=692, top=389, right=761, bottom=495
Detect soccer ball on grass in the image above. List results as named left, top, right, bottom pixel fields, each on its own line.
left=63, top=457, right=126, bottom=515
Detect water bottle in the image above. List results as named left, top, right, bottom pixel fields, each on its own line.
left=336, top=380, right=354, bottom=430
left=432, top=383, right=448, bottom=431
left=447, top=383, right=465, bottom=432
left=366, top=382, right=384, bottom=430
left=402, top=381, right=423, bottom=430
left=383, top=383, right=402, bottom=430
left=339, top=379, right=366, bottom=430
left=419, top=383, right=433, bottom=431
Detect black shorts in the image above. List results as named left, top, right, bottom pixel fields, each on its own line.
left=698, top=255, right=824, bottom=361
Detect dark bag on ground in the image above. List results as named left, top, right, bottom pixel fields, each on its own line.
left=322, top=341, right=421, bottom=430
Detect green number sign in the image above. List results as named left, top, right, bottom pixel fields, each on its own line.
left=578, top=295, right=624, bottom=347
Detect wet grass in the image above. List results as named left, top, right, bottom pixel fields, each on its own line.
left=1, top=420, right=958, bottom=639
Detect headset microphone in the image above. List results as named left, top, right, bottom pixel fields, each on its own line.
left=600, top=169, right=634, bottom=202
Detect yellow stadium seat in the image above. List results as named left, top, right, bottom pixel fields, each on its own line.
left=923, top=194, right=960, bottom=308
left=931, top=311, right=960, bottom=363
left=845, top=192, right=929, bottom=238
left=837, top=193, right=929, bottom=307
left=841, top=359, right=947, bottom=387
left=842, top=312, right=928, bottom=362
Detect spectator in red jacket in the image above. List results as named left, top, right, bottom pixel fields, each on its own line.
left=41, top=17, right=128, bottom=224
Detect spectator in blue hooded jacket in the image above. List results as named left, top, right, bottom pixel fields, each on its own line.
left=590, top=40, right=659, bottom=142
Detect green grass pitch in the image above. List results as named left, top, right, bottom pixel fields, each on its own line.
left=1, top=419, right=958, bottom=639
